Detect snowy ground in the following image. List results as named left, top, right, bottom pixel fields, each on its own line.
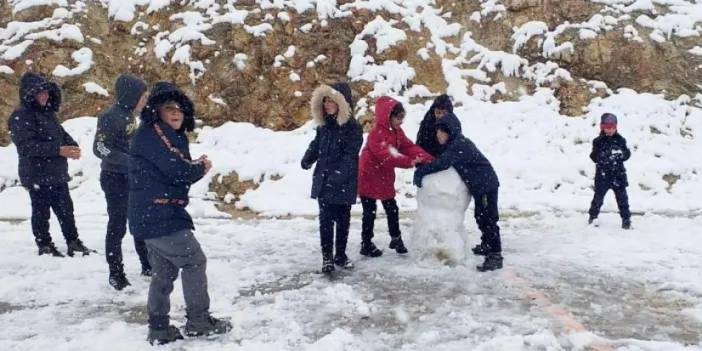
left=1, top=210, right=701, bottom=350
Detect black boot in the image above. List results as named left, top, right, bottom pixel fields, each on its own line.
left=477, top=253, right=503, bottom=272
left=108, top=272, right=131, bottom=291
left=588, top=216, right=596, bottom=225
left=321, top=252, right=335, bottom=273
left=389, top=237, right=408, bottom=254
left=184, top=315, right=232, bottom=337
left=471, top=243, right=489, bottom=256
left=622, top=218, right=632, bottom=230
left=38, top=243, right=64, bottom=257
left=359, top=241, right=383, bottom=257
left=66, top=239, right=95, bottom=257
left=334, top=253, right=354, bottom=269
left=147, top=325, right=184, bottom=345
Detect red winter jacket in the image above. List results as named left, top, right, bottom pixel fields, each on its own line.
left=358, top=96, right=434, bottom=200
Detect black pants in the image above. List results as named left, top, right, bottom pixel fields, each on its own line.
left=101, top=171, right=150, bottom=275
left=588, top=184, right=631, bottom=220
left=360, top=197, right=401, bottom=243
left=27, top=183, right=79, bottom=247
left=474, top=190, right=502, bottom=254
left=318, top=200, right=351, bottom=258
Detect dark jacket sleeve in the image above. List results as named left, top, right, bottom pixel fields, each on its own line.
left=9, top=112, right=61, bottom=157
left=415, top=144, right=455, bottom=178
left=138, top=133, right=205, bottom=186
left=93, top=115, right=129, bottom=166
left=345, top=122, right=363, bottom=159
left=618, top=136, right=631, bottom=162
left=589, top=137, right=601, bottom=163
left=301, top=128, right=320, bottom=169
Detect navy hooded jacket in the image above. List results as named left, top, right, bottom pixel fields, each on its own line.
left=93, top=74, right=147, bottom=174
left=416, top=94, right=453, bottom=157
left=414, top=113, right=499, bottom=195
left=128, top=82, right=205, bottom=240
left=8, top=73, right=78, bottom=187
left=590, top=132, right=630, bottom=188
left=301, top=83, right=363, bottom=205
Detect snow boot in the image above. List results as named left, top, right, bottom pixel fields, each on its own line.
left=588, top=216, right=596, bottom=225
left=334, top=254, right=354, bottom=269
left=147, top=325, right=184, bottom=345
left=109, top=273, right=131, bottom=291
left=184, top=315, right=232, bottom=337
left=477, top=253, right=503, bottom=272
left=359, top=241, right=383, bottom=257
left=38, top=242, right=64, bottom=257
left=66, top=239, right=95, bottom=257
left=471, top=243, right=489, bottom=256
left=622, top=218, right=632, bottom=230
left=389, top=237, right=408, bottom=254
left=321, top=253, right=335, bottom=273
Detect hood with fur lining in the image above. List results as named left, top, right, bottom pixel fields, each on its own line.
left=310, top=83, right=353, bottom=126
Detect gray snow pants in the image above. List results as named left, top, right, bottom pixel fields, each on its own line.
left=145, top=229, right=210, bottom=329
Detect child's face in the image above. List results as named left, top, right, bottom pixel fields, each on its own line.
left=323, top=97, right=339, bottom=116
left=602, top=124, right=616, bottom=136
left=390, top=110, right=405, bottom=129
left=159, top=105, right=184, bottom=130
left=34, top=90, right=49, bottom=107
left=436, top=129, right=449, bottom=145
left=434, top=108, right=447, bottom=119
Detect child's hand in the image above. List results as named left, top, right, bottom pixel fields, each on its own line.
left=413, top=171, right=424, bottom=188
left=411, top=156, right=423, bottom=167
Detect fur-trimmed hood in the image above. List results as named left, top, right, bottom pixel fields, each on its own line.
left=310, top=83, right=353, bottom=126
left=140, top=81, right=195, bottom=133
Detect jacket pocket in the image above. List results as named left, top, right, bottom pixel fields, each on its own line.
left=326, top=163, right=350, bottom=188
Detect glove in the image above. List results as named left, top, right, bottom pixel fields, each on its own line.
left=610, top=148, right=624, bottom=162
left=301, top=160, right=313, bottom=170
left=413, top=170, right=424, bottom=188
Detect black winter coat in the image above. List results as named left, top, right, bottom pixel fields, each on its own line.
left=93, top=74, right=147, bottom=174
left=8, top=73, right=78, bottom=187
left=128, top=82, right=204, bottom=240
left=590, top=133, right=631, bottom=188
left=414, top=113, right=499, bottom=195
left=416, top=94, right=453, bottom=157
left=302, top=83, right=363, bottom=205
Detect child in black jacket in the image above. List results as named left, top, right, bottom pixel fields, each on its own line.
left=588, top=113, right=632, bottom=229
left=413, top=113, right=503, bottom=272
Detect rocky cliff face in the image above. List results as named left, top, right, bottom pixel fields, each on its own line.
left=1, top=0, right=701, bottom=146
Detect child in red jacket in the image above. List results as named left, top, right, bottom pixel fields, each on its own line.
left=358, top=96, right=433, bottom=257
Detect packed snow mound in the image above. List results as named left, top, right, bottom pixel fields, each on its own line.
left=411, top=168, right=471, bottom=266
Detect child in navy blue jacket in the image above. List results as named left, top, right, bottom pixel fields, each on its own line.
left=588, top=113, right=632, bottom=229
left=413, top=113, right=503, bottom=272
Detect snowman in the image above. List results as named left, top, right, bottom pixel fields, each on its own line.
left=410, top=167, right=471, bottom=265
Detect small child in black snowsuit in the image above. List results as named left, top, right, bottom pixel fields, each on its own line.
left=588, top=113, right=632, bottom=229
